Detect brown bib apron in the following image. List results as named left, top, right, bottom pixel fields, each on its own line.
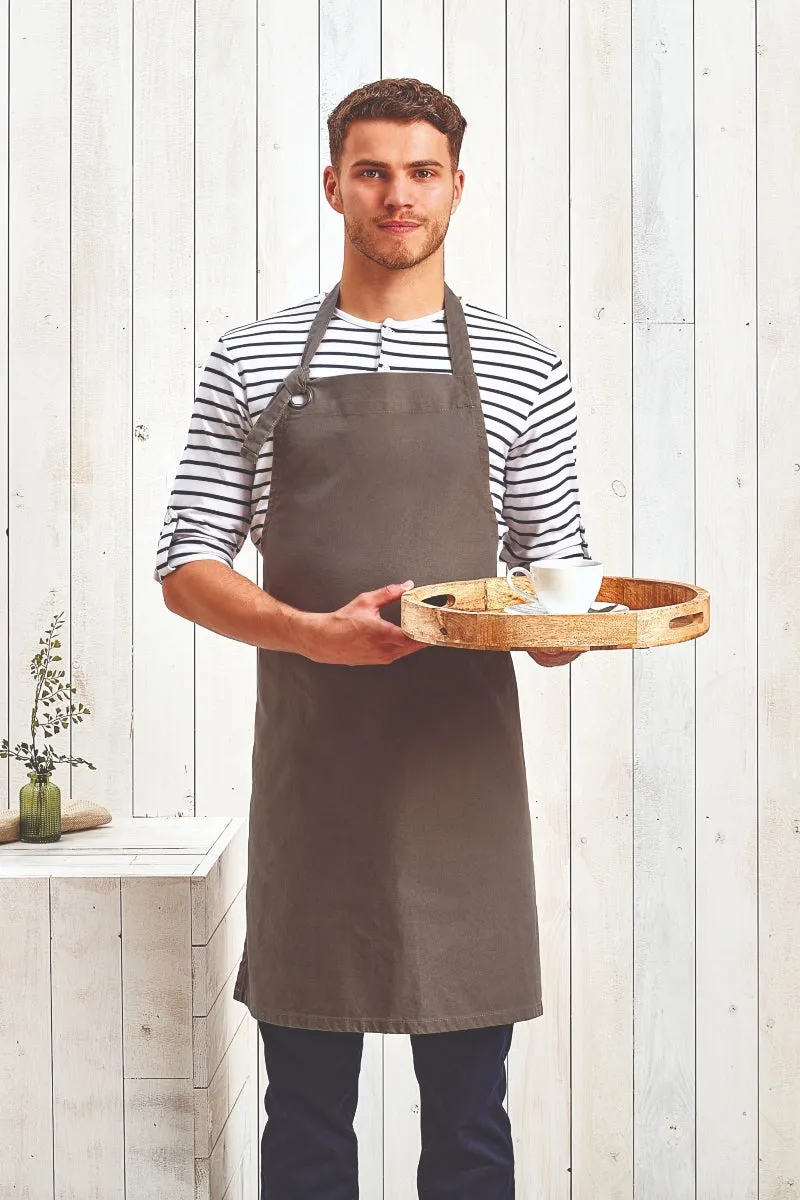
left=232, top=281, right=542, bottom=1034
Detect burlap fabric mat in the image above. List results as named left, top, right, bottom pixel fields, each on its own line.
left=0, top=800, right=112, bottom=844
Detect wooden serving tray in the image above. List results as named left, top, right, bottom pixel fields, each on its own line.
left=400, top=575, right=710, bottom=651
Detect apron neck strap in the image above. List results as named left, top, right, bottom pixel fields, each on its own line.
left=300, top=281, right=476, bottom=381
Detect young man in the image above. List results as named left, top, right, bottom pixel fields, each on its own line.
left=156, top=77, right=591, bottom=1199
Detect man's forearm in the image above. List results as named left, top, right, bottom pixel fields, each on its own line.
left=160, top=559, right=317, bottom=653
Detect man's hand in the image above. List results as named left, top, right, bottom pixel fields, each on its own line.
left=298, top=582, right=430, bottom=666
left=527, top=648, right=586, bottom=668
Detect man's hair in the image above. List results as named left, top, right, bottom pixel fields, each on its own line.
left=327, top=77, right=467, bottom=173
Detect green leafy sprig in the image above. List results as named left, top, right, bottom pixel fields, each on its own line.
left=0, top=611, right=97, bottom=778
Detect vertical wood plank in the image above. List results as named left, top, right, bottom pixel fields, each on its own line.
left=70, top=0, right=134, bottom=814
left=695, top=0, right=759, bottom=1195
left=259, top=0, right=320, bottom=307
left=132, top=0, right=196, bottom=816
left=8, top=0, right=71, bottom=803
left=0, top=0, right=9, bottom=811
left=569, top=0, right=635, bottom=1195
left=381, top=0, right=443, bottom=88
left=443, top=0, right=506, bottom=313
left=122, top=876, right=193, bottom=1079
left=0, top=878, right=54, bottom=1198
left=633, top=329, right=695, bottom=1197
left=631, top=4, right=697, bottom=1188
left=757, top=0, right=800, bottom=1193
left=505, top=0, right=573, bottom=1194
left=51, top=877, right=125, bottom=1198
left=124, top=1078, right=194, bottom=1200
left=194, top=0, right=259, bottom=825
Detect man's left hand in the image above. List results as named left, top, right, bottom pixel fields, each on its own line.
left=526, top=648, right=586, bottom=668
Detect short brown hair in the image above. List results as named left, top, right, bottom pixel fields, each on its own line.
left=327, top=77, right=467, bottom=173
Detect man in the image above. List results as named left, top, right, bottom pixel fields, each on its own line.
left=156, top=77, right=590, bottom=1200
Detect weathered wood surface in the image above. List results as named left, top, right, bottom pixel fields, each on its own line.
left=401, top=575, right=710, bottom=650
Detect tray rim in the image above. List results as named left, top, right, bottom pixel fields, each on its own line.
left=400, top=573, right=710, bottom=651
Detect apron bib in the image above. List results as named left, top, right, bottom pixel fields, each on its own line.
left=233, top=281, right=542, bottom=1033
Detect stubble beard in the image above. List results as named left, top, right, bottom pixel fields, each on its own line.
left=343, top=210, right=452, bottom=271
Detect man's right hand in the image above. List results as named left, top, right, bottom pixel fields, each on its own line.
left=298, top=582, right=431, bottom=666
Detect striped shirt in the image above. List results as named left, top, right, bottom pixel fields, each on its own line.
left=153, top=291, right=591, bottom=584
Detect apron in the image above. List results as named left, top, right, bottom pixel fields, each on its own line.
left=232, top=281, right=543, bottom=1034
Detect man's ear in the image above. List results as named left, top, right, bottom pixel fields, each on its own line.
left=323, top=165, right=343, bottom=215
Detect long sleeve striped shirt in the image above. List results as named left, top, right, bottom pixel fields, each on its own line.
left=153, top=290, right=591, bottom=584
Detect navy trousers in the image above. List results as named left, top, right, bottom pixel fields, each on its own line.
left=257, top=1020, right=515, bottom=1199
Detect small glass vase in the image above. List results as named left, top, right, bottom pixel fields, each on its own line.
left=20, top=771, right=62, bottom=843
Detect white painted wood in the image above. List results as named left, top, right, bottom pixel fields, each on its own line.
left=193, top=963, right=249, bottom=1090
left=633, top=328, right=696, bottom=1197
left=631, top=0, right=700, bottom=1189
left=195, top=1073, right=253, bottom=1200
left=0, top=877, right=54, bottom=1198
left=70, top=0, right=133, bottom=816
left=192, top=886, right=246, bottom=1017
left=122, top=875, right=194, bottom=1079
left=192, top=819, right=248, bottom=944
left=0, top=816, right=233, bottom=855
left=381, top=0, right=443, bottom=93
left=0, top=0, right=9, bottom=815
left=8, top=0, right=72, bottom=808
left=1, top=821, right=248, bottom=1197
left=195, top=1007, right=253, bottom=1157
left=51, top=876, right=125, bottom=1198
left=220, top=1151, right=247, bottom=1200
left=505, top=1, right=573, bottom=1194
left=694, top=1, right=759, bottom=1197
left=131, top=0, right=195, bottom=817
left=569, top=1, right=635, bottom=1197
left=125, top=1077, right=195, bottom=1200
left=757, top=2, right=800, bottom=1195
left=259, top=0, right=319, bottom=308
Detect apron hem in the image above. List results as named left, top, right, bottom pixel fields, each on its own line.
left=237, top=999, right=543, bottom=1034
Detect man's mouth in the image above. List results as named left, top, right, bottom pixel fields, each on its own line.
left=378, top=221, right=421, bottom=231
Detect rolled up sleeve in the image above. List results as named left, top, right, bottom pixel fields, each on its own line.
left=153, top=337, right=255, bottom=584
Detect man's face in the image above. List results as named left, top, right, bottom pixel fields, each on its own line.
left=325, top=119, right=464, bottom=271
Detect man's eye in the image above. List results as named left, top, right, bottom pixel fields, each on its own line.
left=359, top=170, right=434, bottom=179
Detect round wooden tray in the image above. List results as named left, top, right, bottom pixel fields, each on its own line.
left=400, top=575, right=710, bottom=651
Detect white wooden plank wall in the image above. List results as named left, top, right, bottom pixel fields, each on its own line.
left=0, top=0, right=797, bottom=1195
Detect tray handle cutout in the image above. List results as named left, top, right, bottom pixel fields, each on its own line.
left=422, top=593, right=457, bottom=608
left=669, top=611, right=703, bottom=629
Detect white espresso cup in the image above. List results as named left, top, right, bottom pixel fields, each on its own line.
left=507, top=558, right=604, bottom=614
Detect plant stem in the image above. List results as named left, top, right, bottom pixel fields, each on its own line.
left=30, top=617, right=58, bottom=774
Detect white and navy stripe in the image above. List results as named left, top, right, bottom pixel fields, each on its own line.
left=154, top=291, right=591, bottom=583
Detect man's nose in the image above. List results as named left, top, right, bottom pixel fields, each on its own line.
left=382, top=180, right=416, bottom=209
